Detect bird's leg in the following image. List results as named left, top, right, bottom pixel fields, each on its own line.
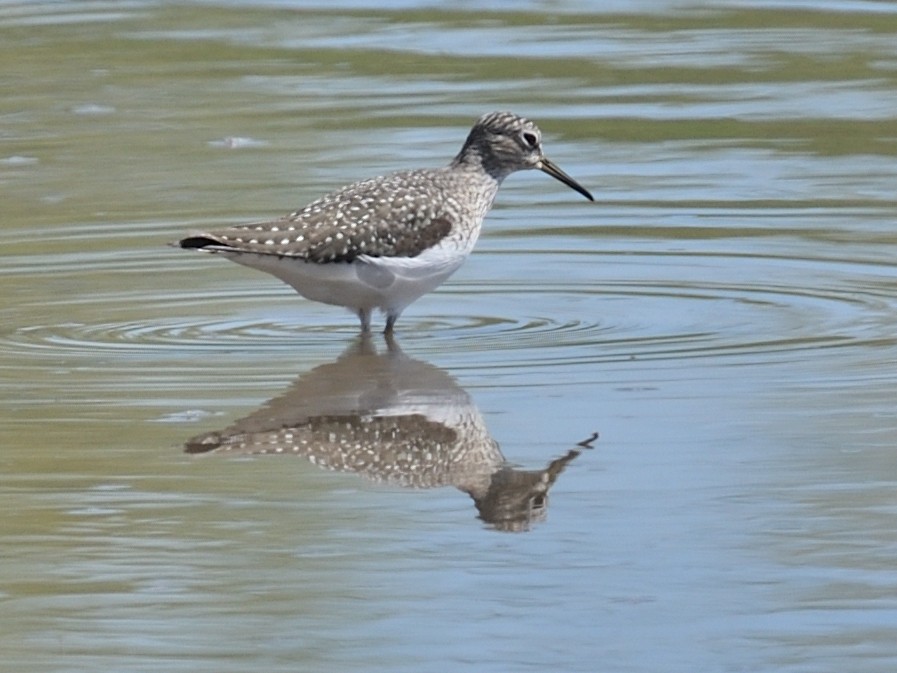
left=357, top=308, right=372, bottom=333
left=383, top=328, right=402, bottom=354
left=384, top=312, right=399, bottom=335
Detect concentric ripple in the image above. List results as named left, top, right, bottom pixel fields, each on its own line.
left=5, top=249, right=896, bottom=376
left=5, top=211, right=897, bottom=384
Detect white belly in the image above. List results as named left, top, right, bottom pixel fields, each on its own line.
left=223, top=242, right=469, bottom=316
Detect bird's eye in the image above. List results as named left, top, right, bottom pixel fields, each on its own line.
left=521, top=131, right=539, bottom=148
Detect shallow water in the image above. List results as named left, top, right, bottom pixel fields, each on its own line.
left=3, top=1, right=897, bottom=671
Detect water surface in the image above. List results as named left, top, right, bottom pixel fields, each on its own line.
left=2, top=2, right=897, bottom=672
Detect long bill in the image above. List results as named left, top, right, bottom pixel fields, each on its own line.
left=538, top=156, right=594, bottom=201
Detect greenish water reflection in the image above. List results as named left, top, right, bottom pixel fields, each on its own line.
left=3, top=2, right=897, bottom=673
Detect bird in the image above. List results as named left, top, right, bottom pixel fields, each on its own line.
left=183, top=335, right=597, bottom=531
left=177, top=111, right=594, bottom=334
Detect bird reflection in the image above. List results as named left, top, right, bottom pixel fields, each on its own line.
left=183, top=336, right=596, bottom=532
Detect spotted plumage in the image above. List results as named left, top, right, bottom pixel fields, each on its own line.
left=178, top=111, right=593, bottom=333
left=184, top=337, right=595, bottom=531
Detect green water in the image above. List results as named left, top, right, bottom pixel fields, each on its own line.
left=3, top=2, right=897, bottom=672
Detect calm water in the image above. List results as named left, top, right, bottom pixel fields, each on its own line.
left=3, top=1, right=897, bottom=671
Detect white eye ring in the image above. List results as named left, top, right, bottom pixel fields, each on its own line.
left=521, top=131, right=539, bottom=148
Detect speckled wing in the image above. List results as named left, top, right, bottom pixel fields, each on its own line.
left=185, top=414, right=463, bottom=488
left=180, top=170, right=456, bottom=263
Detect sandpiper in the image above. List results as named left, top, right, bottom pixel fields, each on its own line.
left=178, top=111, right=593, bottom=333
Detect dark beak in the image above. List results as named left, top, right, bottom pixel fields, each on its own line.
left=538, top=156, right=594, bottom=201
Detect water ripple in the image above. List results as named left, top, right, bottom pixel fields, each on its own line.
left=4, top=206, right=895, bottom=374
left=5, top=261, right=894, bottom=373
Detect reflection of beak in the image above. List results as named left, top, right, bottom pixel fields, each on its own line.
left=538, top=156, right=594, bottom=201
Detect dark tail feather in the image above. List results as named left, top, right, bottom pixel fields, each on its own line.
left=178, top=235, right=228, bottom=250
